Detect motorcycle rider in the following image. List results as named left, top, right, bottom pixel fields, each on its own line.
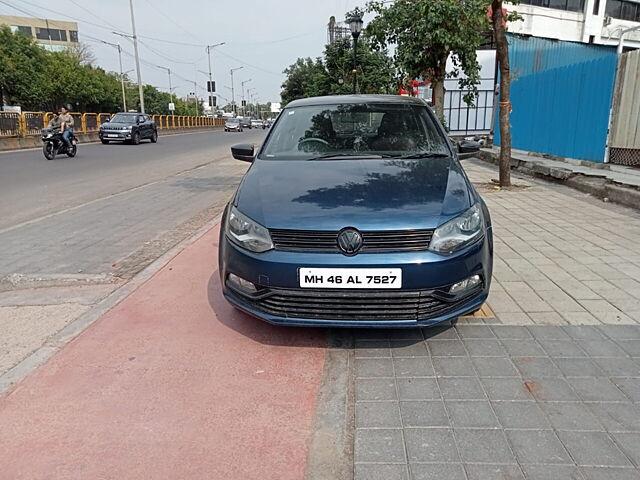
left=58, top=106, right=74, bottom=149
left=47, top=113, right=61, bottom=130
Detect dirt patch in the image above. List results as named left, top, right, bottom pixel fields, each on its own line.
left=523, top=380, right=545, bottom=400
left=474, top=181, right=531, bottom=192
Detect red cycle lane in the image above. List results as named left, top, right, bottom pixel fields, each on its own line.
left=0, top=225, right=327, bottom=480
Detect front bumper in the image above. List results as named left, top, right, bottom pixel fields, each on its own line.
left=219, top=230, right=493, bottom=328
left=99, top=130, right=132, bottom=140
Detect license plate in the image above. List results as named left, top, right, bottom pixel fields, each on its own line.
left=299, top=268, right=402, bottom=289
left=107, top=134, right=119, bottom=138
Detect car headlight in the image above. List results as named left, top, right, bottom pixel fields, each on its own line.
left=429, top=203, right=484, bottom=254
left=225, top=206, right=273, bottom=253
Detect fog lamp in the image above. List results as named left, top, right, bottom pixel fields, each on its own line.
left=449, top=275, right=481, bottom=295
left=227, top=273, right=258, bottom=294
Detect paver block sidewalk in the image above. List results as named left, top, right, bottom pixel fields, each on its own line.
left=464, top=160, right=640, bottom=326
left=0, top=226, right=327, bottom=480
left=354, top=323, right=640, bottom=480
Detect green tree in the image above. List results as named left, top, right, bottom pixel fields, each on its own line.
left=280, top=35, right=395, bottom=104
left=281, top=58, right=328, bottom=105
left=366, top=0, right=488, bottom=120
left=0, top=25, right=48, bottom=107
left=324, top=37, right=395, bottom=95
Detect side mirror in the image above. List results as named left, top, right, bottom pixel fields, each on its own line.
left=231, top=143, right=255, bottom=162
left=458, top=139, right=481, bottom=159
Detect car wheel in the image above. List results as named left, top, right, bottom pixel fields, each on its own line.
left=150, top=130, right=158, bottom=143
left=132, top=131, right=140, bottom=145
left=101, top=139, right=109, bottom=145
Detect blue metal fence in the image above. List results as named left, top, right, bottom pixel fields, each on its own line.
left=495, top=35, right=618, bottom=162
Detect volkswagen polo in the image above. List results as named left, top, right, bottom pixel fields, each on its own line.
left=219, top=95, right=492, bottom=327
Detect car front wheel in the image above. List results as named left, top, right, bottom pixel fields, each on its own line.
left=150, top=130, right=158, bottom=143
left=101, top=139, right=109, bottom=145
left=131, top=131, right=140, bottom=145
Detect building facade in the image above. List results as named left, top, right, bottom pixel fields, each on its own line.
left=0, top=15, right=79, bottom=52
left=509, top=0, right=640, bottom=49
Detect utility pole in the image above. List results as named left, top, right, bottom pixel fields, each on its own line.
left=156, top=66, right=173, bottom=104
left=230, top=66, right=243, bottom=115
left=128, top=0, right=144, bottom=112
left=247, top=87, right=256, bottom=117
left=241, top=79, right=252, bottom=117
left=192, top=78, right=198, bottom=116
left=101, top=40, right=127, bottom=111
left=206, top=42, right=225, bottom=114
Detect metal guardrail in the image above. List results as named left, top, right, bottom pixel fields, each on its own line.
left=0, top=112, right=225, bottom=137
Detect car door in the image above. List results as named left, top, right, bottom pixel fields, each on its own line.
left=138, top=115, right=148, bottom=138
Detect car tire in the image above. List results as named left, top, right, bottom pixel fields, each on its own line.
left=132, top=131, right=140, bottom=145
left=150, top=130, right=158, bottom=143
left=101, top=139, right=109, bottom=145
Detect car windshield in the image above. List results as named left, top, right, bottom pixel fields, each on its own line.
left=260, top=103, right=449, bottom=160
left=227, top=119, right=239, bottom=124
left=111, top=114, right=137, bottom=124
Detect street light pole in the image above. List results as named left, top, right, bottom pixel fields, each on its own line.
left=128, top=0, right=145, bottom=112
left=241, top=79, right=252, bottom=116
left=349, top=15, right=364, bottom=95
left=230, top=66, right=243, bottom=115
left=117, top=44, right=127, bottom=111
left=206, top=42, right=225, bottom=113
left=101, top=40, right=127, bottom=111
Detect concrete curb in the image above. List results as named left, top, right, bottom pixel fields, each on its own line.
left=0, top=126, right=223, bottom=152
left=305, top=330, right=354, bottom=480
left=0, top=213, right=224, bottom=396
left=476, top=149, right=640, bottom=211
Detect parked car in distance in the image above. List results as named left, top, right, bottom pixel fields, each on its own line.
left=99, top=113, right=157, bottom=145
left=239, top=117, right=252, bottom=129
left=251, top=119, right=263, bottom=129
left=219, top=94, right=491, bottom=328
left=225, top=118, right=243, bottom=132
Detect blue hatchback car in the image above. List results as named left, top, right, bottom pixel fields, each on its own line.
left=219, top=95, right=492, bottom=327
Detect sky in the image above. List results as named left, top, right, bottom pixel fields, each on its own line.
left=0, top=0, right=365, bottom=105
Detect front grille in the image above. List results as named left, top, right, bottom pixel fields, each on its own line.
left=270, top=229, right=434, bottom=253
left=235, top=287, right=474, bottom=322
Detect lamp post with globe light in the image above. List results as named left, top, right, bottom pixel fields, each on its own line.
left=349, top=15, right=363, bottom=94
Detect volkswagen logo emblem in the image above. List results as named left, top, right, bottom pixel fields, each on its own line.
left=337, top=228, right=363, bottom=255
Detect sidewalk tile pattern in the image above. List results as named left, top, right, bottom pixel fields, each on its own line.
left=463, top=161, right=640, bottom=326
left=354, top=324, right=640, bottom=480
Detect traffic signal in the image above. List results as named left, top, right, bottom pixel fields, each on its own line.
left=207, top=81, right=216, bottom=92
left=241, top=100, right=247, bottom=107
left=209, top=96, right=217, bottom=107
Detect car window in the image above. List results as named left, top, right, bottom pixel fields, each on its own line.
left=261, top=103, right=449, bottom=160
left=138, top=115, right=145, bottom=123
left=111, top=114, right=137, bottom=124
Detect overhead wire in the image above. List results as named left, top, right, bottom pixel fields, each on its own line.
left=141, top=0, right=203, bottom=45
left=66, top=0, right=123, bottom=32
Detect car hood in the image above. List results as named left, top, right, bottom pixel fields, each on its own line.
left=234, top=157, right=473, bottom=230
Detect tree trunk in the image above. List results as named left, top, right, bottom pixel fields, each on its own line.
left=492, top=0, right=512, bottom=187
left=432, top=78, right=445, bottom=121
left=431, top=56, right=448, bottom=123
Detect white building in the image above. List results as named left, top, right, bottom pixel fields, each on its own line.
left=508, top=0, right=640, bottom=49
left=0, top=15, right=79, bottom=52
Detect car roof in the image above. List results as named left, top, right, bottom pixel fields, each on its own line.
left=285, top=94, right=428, bottom=108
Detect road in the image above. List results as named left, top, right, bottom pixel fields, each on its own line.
left=0, top=129, right=265, bottom=285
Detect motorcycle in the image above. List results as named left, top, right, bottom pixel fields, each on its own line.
left=41, top=128, right=77, bottom=160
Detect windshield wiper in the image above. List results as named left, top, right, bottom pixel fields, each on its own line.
left=306, top=153, right=385, bottom=161
left=396, top=152, right=450, bottom=159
